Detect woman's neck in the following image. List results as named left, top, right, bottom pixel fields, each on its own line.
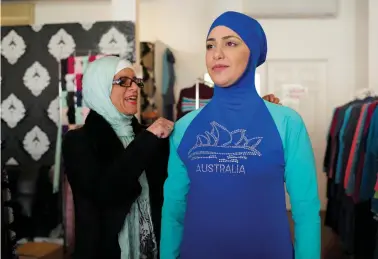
left=212, top=67, right=261, bottom=110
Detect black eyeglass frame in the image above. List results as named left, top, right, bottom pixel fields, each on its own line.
left=112, top=76, right=144, bottom=88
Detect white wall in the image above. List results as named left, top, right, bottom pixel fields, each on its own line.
left=354, top=0, right=369, bottom=92
left=34, top=0, right=136, bottom=24
left=369, top=0, right=378, bottom=92
left=140, top=0, right=356, bottom=107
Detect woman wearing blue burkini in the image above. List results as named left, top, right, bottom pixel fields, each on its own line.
left=160, top=11, right=321, bottom=259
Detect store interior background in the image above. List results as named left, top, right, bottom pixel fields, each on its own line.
left=2, top=0, right=378, bottom=258
left=25, top=0, right=378, bottom=212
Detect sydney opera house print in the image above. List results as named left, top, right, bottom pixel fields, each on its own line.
left=188, top=121, right=263, bottom=163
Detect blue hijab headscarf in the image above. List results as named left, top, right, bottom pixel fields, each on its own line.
left=208, top=11, right=267, bottom=110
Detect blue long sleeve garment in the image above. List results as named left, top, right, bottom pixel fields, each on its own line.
left=362, top=108, right=378, bottom=202
left=160, top=11, right=320, bottom=259
left=335, top=106, right=353, bottom=184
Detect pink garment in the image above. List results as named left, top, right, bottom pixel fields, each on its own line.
left=64, top=175, right=75, bottom=251
left=374, top=174, right=378, bottom=191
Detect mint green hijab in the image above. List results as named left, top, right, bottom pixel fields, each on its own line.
left=82, top=56, right=134, bottom=137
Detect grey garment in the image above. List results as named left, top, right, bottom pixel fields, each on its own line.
left=162, top=48, right=176, bottom=121
left=118, top=136, right=157, bottom=259
left=162, top=48, right=176, bottom=106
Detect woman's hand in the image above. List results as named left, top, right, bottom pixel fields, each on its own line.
left=262, top=94, right=281, bottom=105
left=147, top=117, right=174, bottom=139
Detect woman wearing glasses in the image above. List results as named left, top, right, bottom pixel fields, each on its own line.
left=62, top=55, right=280, bottom=259
left=62, top=56, right=173, bottom=259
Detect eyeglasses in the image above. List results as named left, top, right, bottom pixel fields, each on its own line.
left=112, top=76, right=144, bottom=89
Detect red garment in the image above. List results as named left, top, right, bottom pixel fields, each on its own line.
left=353, top=102, right=378, bottom=201
left=344, top=104, right=368, bottom=189
left=67, top=56, right=75, bottom=74
left=67, top=55, right=102, bottom=92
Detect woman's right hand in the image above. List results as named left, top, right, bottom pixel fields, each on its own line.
left=147, top=117, right=174, bottom=139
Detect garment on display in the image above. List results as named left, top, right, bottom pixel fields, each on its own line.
left=31, top=165, right=61, bottom=238
left=161, top=48, right=176, bottom=121
left=63, top=175, right=75, bottom=253
left=140, top=42, right=159, bottom=126
left=323, top=90, right=378, bottom=258
left=176, top=79, right=214, bottom=120
left=61, top=54, right=106, bottom=127
left=2, top=166, right=18, bottom=259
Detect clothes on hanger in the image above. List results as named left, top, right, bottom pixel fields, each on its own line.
left=140, top=42, right=158, bottom=126
left=323, top=95, right=378, bottom=258
left=31, top=165, right=61, bottom=238
left=61, top=54, right=105, bottom=126
left=176, top=82, right=214, bottom=120
left=162, top=48, right=176, bottom=121
left=64, top=174, right=75, bottom=254
left=2, top=167, right=17, bottom=259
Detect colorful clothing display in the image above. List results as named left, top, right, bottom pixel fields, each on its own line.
left=161, top=12, right=320, bottom=259
left=323, top=97, right=378, bottom=257
left=1, top=167, right=17, bottom=259
left=176, top=83, right=213, bottom=120
left=61, top=55, right=104, bottom=126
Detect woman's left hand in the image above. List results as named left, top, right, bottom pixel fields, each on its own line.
left=262, top=94, right=281, bottom=105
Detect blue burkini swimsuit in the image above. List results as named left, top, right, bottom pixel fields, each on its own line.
left=160, top=11, right=321, bottom=259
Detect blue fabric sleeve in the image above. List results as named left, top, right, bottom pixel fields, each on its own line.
left=335, top=107, right=352, bottom=183
left=160, top=110, right=200, bottom=259
left=265, top=102, right=321, bottom=259
left=361, top=108, right=378, bottom=201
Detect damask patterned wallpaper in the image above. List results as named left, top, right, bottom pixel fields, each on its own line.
left=1, top=21, right=135, bottom=179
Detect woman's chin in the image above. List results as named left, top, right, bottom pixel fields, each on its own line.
left=121, top=106, right=137, bottom=116
left=213, top=80, right=233, bottom=88
left=211, top=75, right=234, bottom=88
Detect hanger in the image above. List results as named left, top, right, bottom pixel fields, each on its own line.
left=355, top=88, right=375, bottom=99
left=73, top=49, right=93, bottom=56
left=203, top=73, right=214, bottom=87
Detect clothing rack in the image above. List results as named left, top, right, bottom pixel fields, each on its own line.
left=176, top=76, right=214, bottom=121
left=52, top=50, right=100, bottom=256
left=323, top=90, right=378, bottom=258
left=355, top=88, right=376, bottom=100
left=194, top=74, right=214, bottom=110
left=195, top=77, right=201, bottom=110
left=53, top=49, right=97, bottom=193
